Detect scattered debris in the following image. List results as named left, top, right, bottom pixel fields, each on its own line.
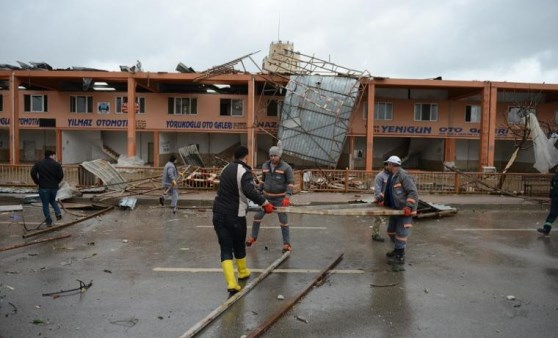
left=103, top=269, right=112, bottom=274
left=277, top=295, right=285, bottom=300
left=370, top=283, right=399, bottom=288
left=506, top=295, right=516, bottom=301
left=110, top=317, right=139, bottom=327
left=32, top=319, right=46, bottom=325
left=42, top=279, right=93, bottom=297
left=295, top=315, right=308, bottom=324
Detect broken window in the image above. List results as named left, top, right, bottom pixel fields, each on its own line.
left=70, top=95, right=93, bottom=113
left=168, top=97, right=198, bottom=115
left=24, top=94, right=48, bottom=112
left=414, top=103, right=438, bottom=121
left=267, top=99, right=283, bottom=117
left=220, top=98, right=243, bottom=116
left=116, top=96, right=145, bottom=114
left=465, top=105, right=481, bottom=123
left=507, top=106, right=536, bottom=124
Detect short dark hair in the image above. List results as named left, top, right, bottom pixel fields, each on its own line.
left=45, top=150, right=55, bottom=158
left=169, top=154, right=176, bottom=162
left=234, top=146, right=249, bottom=160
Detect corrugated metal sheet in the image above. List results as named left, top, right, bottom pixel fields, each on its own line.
left=80, top=159, right=128, bottom=191
left=278, top=75, right=359, bottom=167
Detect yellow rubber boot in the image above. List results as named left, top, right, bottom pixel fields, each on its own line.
left=237, top=257, right=251, bottom=280
left=221, top=260, right=241, bottom=293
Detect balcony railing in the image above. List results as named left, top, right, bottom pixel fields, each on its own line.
left=0, top=164, right=550, bottom=196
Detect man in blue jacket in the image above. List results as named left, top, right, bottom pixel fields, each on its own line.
left=30, top=150, right=64, bottom=227
left=538, top=168, right=558, bottom=236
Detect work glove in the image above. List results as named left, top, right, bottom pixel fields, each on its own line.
left=172, top=180, right=177, bottom=187
left=178, top=172, right=184, bottom=178
left=374, top=196, right=384, bottom=206
left=262, top=202, right=275, bottom=214
left=403, top=206, right=412, bottom=216
left=281, top=197, right=290, bottom=207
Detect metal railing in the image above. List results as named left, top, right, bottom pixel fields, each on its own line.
left=0, top=164, right=550, bottom=196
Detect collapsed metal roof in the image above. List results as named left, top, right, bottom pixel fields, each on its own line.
left=80, top=159, right=128, bottom=191
left=278, top=75, right=360, bottom=167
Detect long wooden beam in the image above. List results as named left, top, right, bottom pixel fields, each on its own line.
left=22, top=206, right=114, bottom=239
left=178, top=251, right=291, bottom=338
left=0, top=234, right=71, bottom=252
left=274, top=206, right=404, bottom=216
left=246, top=253, right=344, bottom=338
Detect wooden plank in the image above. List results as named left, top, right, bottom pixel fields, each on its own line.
left=246, top=253, right=344, bottom=337
left=178, top=251, right=291, bottom=338
left=0, top=234, right=71, bottom=252
left=274, top=206, right=404, bottom=216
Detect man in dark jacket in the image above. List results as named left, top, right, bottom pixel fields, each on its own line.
left=30, top=150, right=64, bottom=226
left=213, top=146, right=274, bottom=295
left=538, top=168, right=558, bottom=236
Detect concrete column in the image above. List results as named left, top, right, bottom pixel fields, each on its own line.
left=154, top=130, right=160, bottom=167
left=365, top=81, right=375, bottom=171
left=9, top=73, right=19, bottom=164
left=127, top=77, right=136, bottom=157
left=246, top=77, right=255, bottom=167
left=444, top=138, right=456, bottom=167
left=479, top=82, right=496, bottom=170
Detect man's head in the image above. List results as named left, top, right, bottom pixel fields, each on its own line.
left=234, top=146, right=249, bottom=162
left=169, top=154, right=177, bottom=163
left=384, top=155, right=401, bottom=173
left=45, top=150, right=56, bottom=159
left=269, top=146, right=281, bottom=164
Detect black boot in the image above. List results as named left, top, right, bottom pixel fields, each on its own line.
left=390, top=249, right=406, bottom=272
left=537, top=225, right=551, bottom=236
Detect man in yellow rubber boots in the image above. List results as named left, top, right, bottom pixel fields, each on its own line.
left=212, top=146, right=274, bottom=295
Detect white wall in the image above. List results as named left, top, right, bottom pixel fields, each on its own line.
left=136, top=132, right=153, bottom=162
left=62, top=130, right=107, bottom=164
left=101, top=131, right=127, bottom=155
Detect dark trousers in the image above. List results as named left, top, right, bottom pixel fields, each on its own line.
left=213, top=212, right=247, bottom=261
left=39, top=188, right=61, bottom=224
left=545, top=197, right=558, bottom=225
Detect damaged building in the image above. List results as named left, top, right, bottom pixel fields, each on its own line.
left=1, top=42, right=558, bottom=173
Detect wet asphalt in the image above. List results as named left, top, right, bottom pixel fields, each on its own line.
left=0, top=195, right=557, bottom=338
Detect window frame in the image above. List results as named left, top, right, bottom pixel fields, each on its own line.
left=116, top=96, right=146, bottom=114
left=168, top=97, right=198, bottom=115
left=24, top=94, right=48, bottom=113
left=220, top=98, right=244, bottom=117
left=374, top=102, right=393, bottom=121
left=266, top=99, right=283, bottom=118
left=414, top=103, right=438, bottom=121
left=70, top=95, right=93, bottom=114
left=465, top=104, right=481, bottom=123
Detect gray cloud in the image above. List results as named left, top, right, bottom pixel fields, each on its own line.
left=2, top=0, right=557, bottom=83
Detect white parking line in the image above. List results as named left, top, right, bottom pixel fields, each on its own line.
left=196, top=225, right=327, bottom=230
left=153, top=267, right=364, bottom=274
left=454, top=228, right=535, bottom=231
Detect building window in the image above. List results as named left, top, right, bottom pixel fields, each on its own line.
left=508, top=106, right=536, bottom=124
left=554, top=109, right=558, bottom=124
left=374, top=102, right=393, bottom=120
left=220, top=99, right=243, bottom=116
left=465, top=105, right=481, bottom=123
left=116, top=96, right=145, bottom=114
left=0, top=94, right=3, bottom=112
left=168, top=97, right=198, bottom=115
left=414, top=103, right=438, bottom=121
left=70, top=95, right=93, bottom=113
left=267, top=99, right=283, bottom=117
left=24, top=94, right=48, bottom=112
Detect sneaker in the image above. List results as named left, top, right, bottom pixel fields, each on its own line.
left=56, top=214, right=62, bottom=221
left=372, top=234, right=385, bottom=242
left=45, top=219, right=53, bottom=227
left=282, top=243, right=292, bottom=253
left=159, top=196, right=165, bottom=206
left=172, top=207, right=177, bottom=214
left=537, top=228, right=551, bottom=236
left=246, top=236, right=256, bottom=247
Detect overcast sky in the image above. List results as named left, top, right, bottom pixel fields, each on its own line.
left=2, top=0, right=558, bottom=83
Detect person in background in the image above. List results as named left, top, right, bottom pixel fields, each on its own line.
left=213, top=146, right=274, bottom=295
left=247, top=143, right=295, bottom=253
left=30, top=150, right=64, bottom=227
left=538, top=167, right=558, bottom=236
left=160, top=154, right=181, bottom=214
left=382, top=155, right=418, bottom=272
left=371, top=161, right=389, bottom=242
